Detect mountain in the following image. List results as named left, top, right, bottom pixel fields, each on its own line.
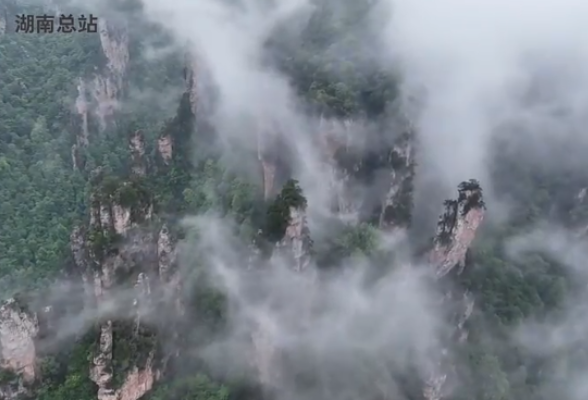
left=1, top=1, right=588, bottom=400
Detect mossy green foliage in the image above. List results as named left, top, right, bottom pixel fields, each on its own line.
left=111, top=321, right=158, bottom=388
left=458, top=179, right=486, bottom=214
left=116, top=179, right=151, bottom=209
left=181, top=159, right=263, bottom=223
left=380, top=177, right=414, bottom=228
left=0, top=368, right=18, bottom=385
left=269, top=0, right=398, bottom=118
left=95, top=175, right=152, bottom=214
left=147, top=373, right=230, bottom=400
left=315, top=223, right=378, bottom=267
left=436, top=199, right=458, bottom=246
left=189, top=283, right=228, bottom=337
left=36, top=329, right=99, bottom=400
left=153, top=94, right=196, bottom=213
left=0, top=0, right=110, bottom=288
left=264, top=179, right=307, bottom=243
left=86, top=226, right=123, bottom=262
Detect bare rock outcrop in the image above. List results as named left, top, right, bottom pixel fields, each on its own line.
left=72, top=78, right=91, bottom=170
left=69, top=137, right=180, bottom=400
left=157, top=135, right=173, bottom=165
left=429, top=180, right=486, bottom=278
left=183, top=53, right=199, bottom=118
left=272, top=206, right=313, bottom=273
left=95, top=19, right=129, bottom=128
left=317, top=116, right=416, bottom=229
left=378, top=130, right=415, bottom=231
left=253, top=195, right=314, bottom=390
left=0, top=300, right=38, bottom=382
left=423, top=179, right=485, bottom=400
left=78, top=190, right=162, bottom=400
left=82, top=183, right=161, bottom=400
left=72, top=18, right=129, bottom=170
left=113, top=353, right=160, bottom=400
left=257, top=128, right=280, bottom=201
left=129, top=130, right=147, bottom=177
left=0, top=299, right=39, bottom=399
left=318, top=117, right=361, bottom=220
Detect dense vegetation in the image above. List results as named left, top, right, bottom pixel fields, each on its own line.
left=2, top=1, right=588, bottom=400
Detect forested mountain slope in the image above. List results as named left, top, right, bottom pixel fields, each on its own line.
left=2, top=1, right=588, bottom=400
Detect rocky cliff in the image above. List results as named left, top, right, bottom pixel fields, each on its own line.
left=72, top=17, right=130, bottom=170
left=95, top=19, right=129, bottom=129
left=423, top=179, right=485, bottom=400
left=68, top=124, right=189, bottom=400
left=250, top=180, right=314, bottom=389
left=318, top=116, right=415, bottom=229
left=0, top=299, right=39, bottom=399
left=429, top=180, right=486, bottom=278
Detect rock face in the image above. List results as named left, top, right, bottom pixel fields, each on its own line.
left=318, top=116, right=416, bottom=229
left=72, top=18, right=129, bottom=170
left=0, top=300, right=38, bottom=382
left=319, top=118, right=361, bottom=221
left=184, top=53, right=199, bottom=118
left=252, top=197, right=314, bottom=390
left=95, top=19, right=129, bottom=129
left=68, top=38, right=195, bottom=400
left=429, top=180, right=486, bottom=278
left=423, top=180, right=485, bottom=400
left=378, top=130, right=415, bottom=231
left=129, top=131, right=147, bottom=177
left=257, top=128, right=280, bottom=201
left=0, top=299, right=39, bottom=399
left=69, top=137, right=182, bottom=400
left=80, top=181, right=160, bottom=400
left=72, top=78, right=91, bottom=170
left=272, top=206, right=313, bottom=273
left=157, top=135, right=173, bottom=165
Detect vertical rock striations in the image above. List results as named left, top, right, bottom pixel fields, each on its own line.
left=95, top=19, right=129, bottom=129
left=423, top=179, right=485, bottom=400
left=429, top=179, right=486, bottom=278
left=378, top=129, right=415, bottom=231
left=317, top=116, right=416, bottom=230
left=129, top=130, right=147, bottom=177
left=272, top=206, right=313, bottom=274
left=257, top=127, right=280, bottom=201
left=253, top=182, right=314, bottom=390
left=72, top=18, right=130, bottom=170
left=69, top=129, right=184, bottom=400
left=72, top=79, right=91, bottom=170
left=0, top=299, right=39, bottom=399
left=318, top=117, right=360, bottom=221
left=183, top=52, right=199, bottom=118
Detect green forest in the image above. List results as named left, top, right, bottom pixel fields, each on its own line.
left=1, top=1, right=588, bottom=400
